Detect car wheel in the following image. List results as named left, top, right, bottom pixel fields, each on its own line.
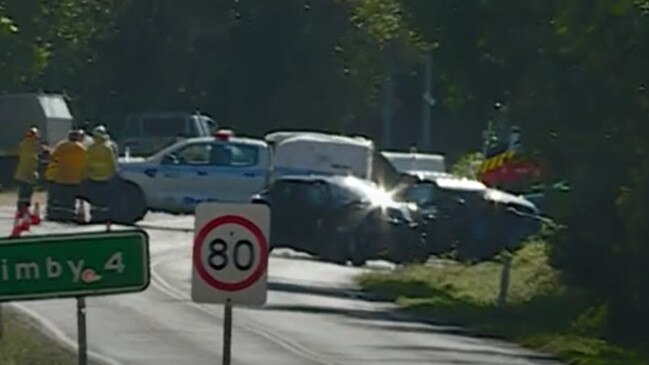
left=111, top=179, right=147, bottom=225
left=350, top=220, right=376, bottom=267
left=349, top=234, right=366, bottom=267
left=319, top=231, right=348, bottom=265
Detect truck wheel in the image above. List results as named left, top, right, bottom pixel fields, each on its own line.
left=112, top=180, right=147, bottom=225
left=350, top=220, right=375, bottom=267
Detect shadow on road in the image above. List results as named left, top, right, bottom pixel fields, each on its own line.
left=262, top=281, right=559, bottom=364
left=373, top=344, right=558, bottom=363
left=259, top=303, right=556, bottom=363
left=268, top=281, right=366, bottom=300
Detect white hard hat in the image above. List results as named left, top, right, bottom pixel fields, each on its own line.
left=93, top=125, right=108, bottom=137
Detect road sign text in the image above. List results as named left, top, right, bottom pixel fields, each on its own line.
left=0, top=230, right=150, bottom=302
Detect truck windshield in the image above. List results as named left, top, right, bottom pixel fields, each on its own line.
left=140, top=116, right=188, bottom=138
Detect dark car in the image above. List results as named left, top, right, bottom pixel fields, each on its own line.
left=394, top=174, right=542, bottom=262
left=251, top=175, right=422, bottom=266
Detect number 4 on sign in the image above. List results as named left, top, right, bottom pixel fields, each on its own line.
left=105, top=252, right=125, bottom=274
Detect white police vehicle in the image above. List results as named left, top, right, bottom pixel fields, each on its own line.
left=119, top=130, right=270, bottom=214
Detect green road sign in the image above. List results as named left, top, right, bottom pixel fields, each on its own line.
left=0, top=230, right=150, bottom=302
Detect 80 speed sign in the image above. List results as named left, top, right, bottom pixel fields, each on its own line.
left=191, top=203, right=270, bottom=306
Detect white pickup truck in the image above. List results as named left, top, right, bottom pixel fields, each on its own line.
left=119, top=130, right=269, bottom=215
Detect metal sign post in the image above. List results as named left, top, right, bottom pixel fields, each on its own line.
left=222, top=299, right=233, bottom=365
left=77, top=297, right=88, bottom=365
left=0, top=303, right=3, bottom=340
left=498, top=252, right=512, bottom=308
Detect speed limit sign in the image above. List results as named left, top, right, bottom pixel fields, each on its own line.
left=191, top=203, right=270, bottom=305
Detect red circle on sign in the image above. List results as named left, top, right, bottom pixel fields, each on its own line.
left=193, top=215, right=269, bottom=291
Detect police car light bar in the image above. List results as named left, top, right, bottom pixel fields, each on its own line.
left=214, top=129, right=234, bottom=141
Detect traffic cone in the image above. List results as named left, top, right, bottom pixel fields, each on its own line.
left=31, top=202, right=42, bottom=225
left=18, top=208, right=30, bottom=232
left=10, top=214, right=23, bottom=237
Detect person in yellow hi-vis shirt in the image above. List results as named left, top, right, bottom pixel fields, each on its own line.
left=84, top=125, right=118, bottom=222
left=47, top=130, right=86, bottom=222
left=44, top=142, right=59, bottom=218
left=14, top=127, right=42, bottom=217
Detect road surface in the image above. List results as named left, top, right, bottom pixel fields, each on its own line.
left=0, top=209, right=560, bottom=365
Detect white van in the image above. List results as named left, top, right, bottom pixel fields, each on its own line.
left=382, top=151, right=447, bottom=175
left=269, top=133, right=374, bottom=181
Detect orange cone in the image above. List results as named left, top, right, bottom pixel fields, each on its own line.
left=10, top=215, right=23, bottom=237
left=31, top=202, right=42, bottom=225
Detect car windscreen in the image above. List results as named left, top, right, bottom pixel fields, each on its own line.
left=272, top=180, right=329, bottom=207
left=403, top=182, right=437, bottom=206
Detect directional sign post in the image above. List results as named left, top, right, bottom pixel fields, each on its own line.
left=191, top=203, right=270, bottom=365
left=0, top=228, right=150, bottom=365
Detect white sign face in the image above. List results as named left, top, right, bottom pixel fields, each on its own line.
left=191, top=203, right=270, bottom=306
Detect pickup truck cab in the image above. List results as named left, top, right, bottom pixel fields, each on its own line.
left=119, top=130, right=269, bottom=214
left=119, top=112, right=218, bottom=157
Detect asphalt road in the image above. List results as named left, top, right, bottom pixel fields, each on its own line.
left=0, top=208, right=561, bottom=365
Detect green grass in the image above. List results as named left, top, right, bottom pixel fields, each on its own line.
left=0, top=308, right=77, bottom=365
left=359, top=241, right=648, bottom=365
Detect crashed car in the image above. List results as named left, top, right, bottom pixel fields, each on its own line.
left=393, top=174, right=542, bottom=262
left=251, top=175, right=422, bottom=266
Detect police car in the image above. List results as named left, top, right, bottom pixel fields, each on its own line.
left=119, top=130, right=270, bottom=215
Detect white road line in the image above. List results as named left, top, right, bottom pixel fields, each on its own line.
left=10, top=303, right=123, bottom=365
left=150, top=252, right=343, bottom=365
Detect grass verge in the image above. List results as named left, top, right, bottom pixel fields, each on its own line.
left=359, top=241, right=648, bottom=365
left=0, top=307, right=77, bottom=365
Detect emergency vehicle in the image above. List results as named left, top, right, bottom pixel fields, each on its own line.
left=118, top=130, right=269, bottom=215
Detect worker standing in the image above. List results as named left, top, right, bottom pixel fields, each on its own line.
left=47, top=130, right=86, bottom=222
left=13, top=127, right=41, bottom=218
left=79, top=121, right=94, bottom=148
left=84, top=125, right=118, bottom=222
left=44, top=142, right=59, bottom=218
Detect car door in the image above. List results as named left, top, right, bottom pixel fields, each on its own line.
left=197, top=141, right=267, bottom=203
left=267, top=180, right=330, bottom=253
left=292, top=180, right=331, bottom=253
left=267, top=181, right=299, bottom=245
left=156, top=142, right=213, bottom=212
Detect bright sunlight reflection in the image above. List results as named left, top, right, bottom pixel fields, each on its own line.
left=343, top=176, right=395, bottom=208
